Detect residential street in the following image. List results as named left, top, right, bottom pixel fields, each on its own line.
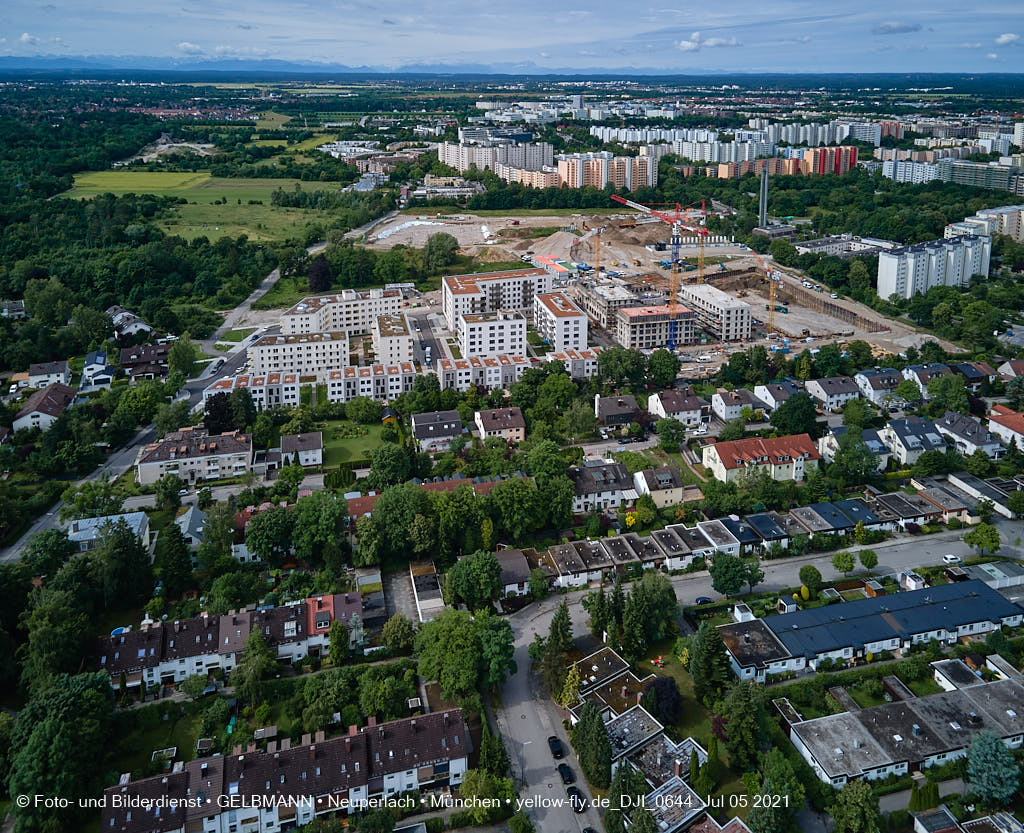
left=493, top=536, right=1024, bottom=830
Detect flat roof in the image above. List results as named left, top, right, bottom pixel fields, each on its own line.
left=791, top=711, right=892, bottom=779
left=605, top=705, right=663, bottom=758
left=718, top=619, right=791, bottom=669
left=573, top=647, right=629, bottom=694
left=375, top=314, right=411, bottom=337
left=536, top=291, right=585, bottom=318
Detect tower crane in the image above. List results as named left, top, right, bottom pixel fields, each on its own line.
left=609, top=195, right=710, bottom=349
left=749, top=251, right=782, bottom=335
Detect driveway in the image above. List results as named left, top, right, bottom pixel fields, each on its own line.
left=383, top=568, right=419, bottom=623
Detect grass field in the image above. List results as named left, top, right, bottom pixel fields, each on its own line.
left=65, top=172, right=324, bottom=242
left=248, top=133, right=334, bottom=151
left=322, top=420, right=387, bottom=466
left=219, top=327, right=258, bottom=343
left=253, top=111, right=292, bottom=128
left=400, top=207, right=631, bottom=217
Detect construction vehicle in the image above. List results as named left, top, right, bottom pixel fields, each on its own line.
left=634, top=259, right=642, bottom=267
left=659, top=260, right=673, bottom=269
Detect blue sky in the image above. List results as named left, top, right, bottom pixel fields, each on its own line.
left=2, top=0, right=1023, bottom=71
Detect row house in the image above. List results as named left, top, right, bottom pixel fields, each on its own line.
left=204, top=373, right=301, bottom=411
left=326, top=363, right=419, bottom=403
left=569, top=461, right=636, bottom=512
left=935, top=411, right=1004, bottom=459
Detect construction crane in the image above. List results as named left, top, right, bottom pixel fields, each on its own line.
left=749, top=251, right=782, bottom=335
left=609, top=195, right=710, bottom=349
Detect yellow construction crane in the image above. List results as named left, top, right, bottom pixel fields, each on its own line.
left=751, top=251, right=780, bottom=334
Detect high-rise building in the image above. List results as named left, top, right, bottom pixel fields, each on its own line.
left=533, top=292, right=588, bottom=351
left=614, top=305, right=697, bottom=349
left=458, top=310, right=527, bottom=358
left=800, top=146, right=859, bottom=176
left=678, top=285, right=752, bottom=342
left=876, top=235, right=991, bottom=300
left=555, top=151, right=658, bottom=189
left=280, top=289, right=402, bottom=336
left=1014, top=122, right=1024, bottom=149
left=442, top=268, right=553, bottom=330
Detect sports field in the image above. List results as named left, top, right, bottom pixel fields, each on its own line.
left=65, top=172, right=322, bottom=242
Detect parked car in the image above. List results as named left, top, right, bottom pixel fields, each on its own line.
left=557, top=763, right=575, bottom=784
left=566, top=787, right=586, bottom=813
left=943, top=554, right=962, bottom=565
left=178, top=488, right=189, bottom=497
left=547, top=735, right=564, bottom=759
left=695, top=596, right=713, bottom=605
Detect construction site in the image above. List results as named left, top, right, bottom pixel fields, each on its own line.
left=369, top=204, right=953, bottom=361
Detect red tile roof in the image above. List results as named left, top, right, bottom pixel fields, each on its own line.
left=709, top=433, right=819, bottom=470
left=989, top=404, right=1024, bottom=436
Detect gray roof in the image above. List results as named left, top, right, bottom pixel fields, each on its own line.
left=856, top=368, right=902, bottom=390
left=638, top=466, right=684, bottom=492
left=809, top=376, right=859, bottom=395
left=829, top=426, right=887, bottom=456
left=29, top=360, right=69, bottom=376
left=887, top=417, right=946, bottom=453
left=175, top=505, right=206, bottom=542
left=745, top=512, right=788, bottom=541
left=651, top=388, right=708, bottom=414
left=570, top=462, right=631, bottom=496
left=411, top=410, right=463, bottom=440
left=68, top=511, right=148, bottom=544
left=937, top=411, right=1000, bottom=446
left=281, top=431, right=323, bottom=453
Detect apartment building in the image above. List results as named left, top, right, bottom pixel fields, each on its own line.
left=795, top=234, right=898, bottom=258
left=556, top=151, right=658, bottom=189
left=494, top=163, right=562, bottom=188
left=614, top=305, right=696, bottom=350
left=325, top=363, right=419, bottom=403
left=102, top=709, right=469, bottom=833
left=441, top=267, right=552, bottom=330
left=800, top=146, right=859, bottom=176
left=577, top=280, right=640, bottom=329
left=716, top=158, right=802, bottom=178
left=946, top=204, right=1024, bottom=243
left=533, top=291, right=588, bottom=351
left=135, top=427, right=253, bottom=486
left=371, top=314, right=414, bottom=364
left=437, top=140, right=553, bottom=172
left=458, top=310, right=527, bottom=358
left=203, top=373, right=301, bottom=412
left=702, top=434, right=820, bottom=483
left=882, top=159, right=944, bottom=184
left=877, top=235, right=991, bottom=300
left=474, top=407, right=527, bottom=443
left=281, top=289, right=402, bottom=336
left=678, top=284, right=752, bottom=341
left=248, top=331, right=350, bottom=375
left=434, top=354, right=533, bottom=393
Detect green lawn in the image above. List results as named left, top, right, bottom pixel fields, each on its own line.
left=400, top=207, right=633, bottom=217
left=322, top=421, right=387, bottom=466
left=255, top=274, right=318, bottom=310
left=64, top=172, right=328, bottom=242
left=109, top=710, right=204, bottom=781
left=253, top=111, right=293, bottom=129
left=247, top=133, right=334, bottom=151
left=219, top=327, right=258, bottom=343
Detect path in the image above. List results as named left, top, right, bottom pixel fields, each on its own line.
left=879, top=778, right=965, bottom=813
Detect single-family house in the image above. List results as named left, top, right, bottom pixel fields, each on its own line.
left=106, top=305, right=153, bottom=339
left=569, top=461, right=635, bottom=512
left=711, top=388, right=765, bottom=422
left=647, top=387, right=709, bottom=426
left=997, top=359, right=1024, bottom=382
left=633, top=466, right=685, bottom=508
left=13, top=382, right=76, bottom=432
left=495, top=549, right=532, bottom=597
left=950, top=361, right=997, bottom=392
left=752, top=380, right=803, bottom=414
left=411, top=410, right=464, bottom=452
left=1, top=300, right=25, bottom=319
left=119, top=344, right=170, bottom=383
left=474, top=407, right=526, bottom=444
left=903, top=363, right=953, bottom=399
left=702, top=433, right=820, bottom=483
left=68, top=511, right=151, bottom=552
left=280, top=431, right=324, bottom=467
left=595, top=394, right=641, bottom=427
left=82, top=350, right=111, bottom=386
left=987, top=405, right=1024, bottom=451
left=817, top=426, right=890, bottom=470
left=175, top=505, right=206, bottom=551
left=879, top=417, right=946, bottom=465
left=804, top=376, right=860, bottom=412
left=935, top=412, right=1004, bottom=459
left=28, top=360, right=70, bottom=388
left=854, top=368, right=903, bottom=405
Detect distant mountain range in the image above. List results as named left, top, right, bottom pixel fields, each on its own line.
left=0, top=55, right=1022, bottom=85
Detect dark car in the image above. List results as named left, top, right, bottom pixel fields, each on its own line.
left=557, top=763, right=575, bottom=784
left=695, top=596, right=713, bottom=605
left=547, top=735, right=564, bottom=759
left=583, top=829, right=599, bottom=833
left=566, top=787, right=587, bottom=813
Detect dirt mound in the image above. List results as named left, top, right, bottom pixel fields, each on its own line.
left=522, top=230, right=580, bottom=259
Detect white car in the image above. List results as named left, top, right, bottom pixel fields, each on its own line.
left=942, top=554, right=962, bottom=565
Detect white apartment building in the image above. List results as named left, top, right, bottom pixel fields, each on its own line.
left=434, top=354, right=534, bottom=393
left=325, top=363, right=420, bottom=403
left=946, top=205, right=1024, bottom=243
left=203, top=373, right=301, bottom=412
left=881, top=159, right=942, bottom=183
left=135, top=428, right=253, bottom=486
left=437, top=140, right=554, bottom=172
left=442, top=268, right=552, bottom=330
left=533, top=291, right=588, bottom=351
left=372, top=313, right=414, bottom=364
left=248, top=331, right=350, bottom=375
left=281, top=289, right=402, bottom=335
left=458, top=310, right=527, bottom=358
left=876, top=235, right=991, bottom=300
left=679, top=284, right=752, bottom=341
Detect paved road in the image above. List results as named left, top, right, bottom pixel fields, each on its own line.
left=494, top=535, right=1024, bottom=829
left=406, top=308, right=445, bottom=366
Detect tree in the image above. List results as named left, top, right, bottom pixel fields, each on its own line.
left=859, top=549, right=878, bottom=570
left=717, top=417, right=747, bottom=441
left=447, top=550, right=501, bottom=611
left=489, top=477, right=545, bottom=540
left=656, top=418, right=688, bottom=451
left=1006, top=490, right=1024, bottom=518
left=769, top=392, right=819, bottom=438
left=233, top=629, right=276, bottom=705
left=59, top=476, right=123, bottom=521
left=799, top=565, right=823, bottom=592
left=630, top=810, right=658, bottom=833
left=647, top=349, right=680, bottom=387
left=168, top=333, right=197, bottom=377
left=180, top=674, right=209, bottom=700
left=245, top=506, right=295, bottom=567
left=96, top=519, right=153, bottom=608
left=415, top=610, right=510, bottom=702
left=368, top=444, right=411, bottom=489
left=709, top=551, right=747, bottom=597
left=229, top=387, right=257, bottom=431
left=155, top=399, right=192, bottom=438
left=895, top=378, right=923, bottom=404
left=841, top=397, right=870, bottom=430
left=9, top=672, right=115, bottom=833
left=927, top=375, right=969, bottom=415
left=964, top=523, right=1000, bottom=555
left=564, top=399, right=596, bottom=439
left=479, top=721, right=510, bottom=778
left=744, top=559, right=765, bottom=594
left=529, top=568, right=548, bottom=600
left=381, top=613, right=415, bottom=654
left=597, top=346, right=645, bottom=388
left=424, top=232, right=459, bottom=271
left=642, top=675, right=683, bottom=724
left=455, top=768, right=515, bottom=824
left=21, top=529, right=75, bottom=578
left=689, top=622, right=731, bottom=703
left=831, top=551, right=855, bottom=576
left=154, top=472, right=185, bottom=511
left=292, top=491, right=349, bottom=569
left=327, top=619, right=350, bottom=665
left=571, top=702, right=612, bottom=788
left=154, top=524, right=192, bottom=599
left=346, top=395, right=383, bottom=424
left=967, top=730, right=1020, bottom=806
left=830, top=779, right=878, bottom=833
left=308, top=253, right=332, bottom=292
left=717, top=680, right=768, bottom=770
left=548, top=600, right=573, bottom=656
left=748, top=748, right=804, bottom=833
left=965, top=448, right=995, bottom=478
left=558, top=662, right=581, bottom=709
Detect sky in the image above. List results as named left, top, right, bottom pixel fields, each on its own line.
left=2, top=0, right=1023, bottom=71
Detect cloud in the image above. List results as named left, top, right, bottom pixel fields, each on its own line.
left=19, top=32, right=41, bottom=45
left=995, top=33, right=1020, bottom=45
left=177, top=41, right=203, bottom=54
left=677, top=31, right=741, bottom=52
left=872, top=21, right=921, bottom=35
left=961, top=42, right=982, bottom=49
left=213, top=44, right=270, bottom=57
left=987, top=52, right=998, bottom=59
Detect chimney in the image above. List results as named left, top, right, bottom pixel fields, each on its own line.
left=622, top=685, right=628, bottom=698
left=348, top=725, right=359, bottom=737
left=315, top=731, right=325, bottom=743
left=367, top=716, right=377, bottom=728
left=674, top=759, right=683, bottom=778
left=309, top=746, right=316, bottom=760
